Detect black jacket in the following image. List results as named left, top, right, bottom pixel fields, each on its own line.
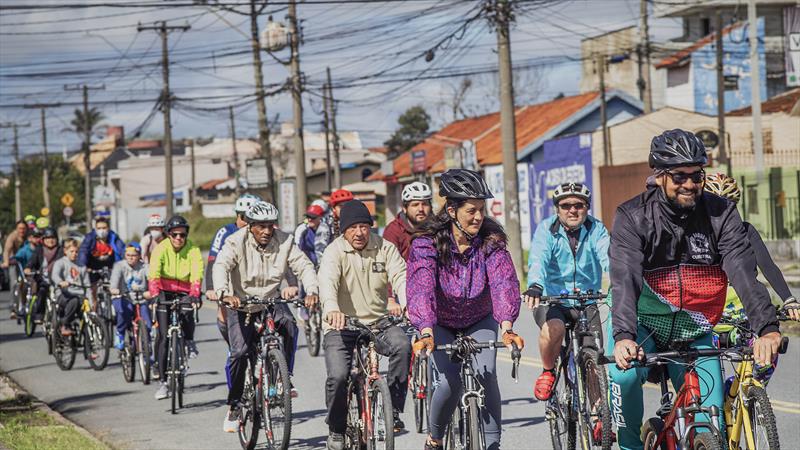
left=26, top=244, right=63, bottom=277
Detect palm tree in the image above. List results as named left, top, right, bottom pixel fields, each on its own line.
left=69, top=107, right=105, bottom=139
left=68, top=106, right=105, bottom=226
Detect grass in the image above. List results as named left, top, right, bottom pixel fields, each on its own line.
left=782, top=319, right=800, bottom=337
left=0, top=398, right=107, bottom=450
left=184, top=206, right=235, bottom=252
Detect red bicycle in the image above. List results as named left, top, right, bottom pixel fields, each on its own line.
left=119, top=291, right=153, bottom=385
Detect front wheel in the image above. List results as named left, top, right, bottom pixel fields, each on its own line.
left=169, top=331, right=181, bottom=414
left=579, top=354, right=613, bottom=449
left=547, top=366, right=576, bottom=450
left=137, top=321, right=151, bottom=385
left=693, top=432, right=723, bottom=450
left=411, top=353, right=428, bottom=434
left=24, top=296, right=37, bottom=337
left=53, top=316, right=77, bottom=371
left=641, top=417, right=667, bottom=450
left=466, top=396, right=484, bottom=450
left=306, top=309, right=321, bottom=357
left=746, top=386, right=780, bottom=450
left=345, top=380, right=367, bottom=450
left=85, top=316, right=109, bottom=370
left=238, top=360, right=260, bottom=450
left=367, top=378, right=394, bottom=450
left=121, top=328, right=136, bottom=382
left=262, top=348, right=292, bottom=450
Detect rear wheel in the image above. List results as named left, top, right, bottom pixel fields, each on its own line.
left=345, top=380, right=367, bottom=450
left=693, top=432, right=722, bottom=450
left=641, top=418, right=667, bottom=450
left=306, top=308, right=322, bottom=357
left=137, top=321, right=151, bottom=385
left=262, top=348, right=291, bottom=450
left=85, top=316, right=109, bottom=370
left=238, top=360, right=260, bottom=450
left=367, top=378, right=394, bottom=450
left=121, top=328, right=136, bottom=382
left=746, top=386, right=780, bottom=450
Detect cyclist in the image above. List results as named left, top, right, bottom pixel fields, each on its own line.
left=211, top=200, right=319, bottom=432
left=294, top=203, right=325, bottom=267
left=140, top=214, right=166, bottom=264
left=316, top=189, right=353, bottom=253
left=523, top=182, right=609, bottom=403
left=51, top=239, right=90, bottom=337
left=4, top=220, right=27, bottom=318
left=24, top=214, right=36, bottom=232
left=383, top=181, right=433, bottom=260
left=24, top=227, right=62, bottom=324
left=149, top=215, right=204, bottom=401
left=312, top=199, right=333, bottom=262
left=77, top=215, right=126, bottom=289
left=407, top=169, right=524, bottom=450
left=607, top=129, right=783, bottom=450
left=109, top=242, right=151, bottom=350
left=15, top=227, right=43, bottom=271
left=320, top=199, right=410, bottom=449
left=205, top=193, right=261, bottom=343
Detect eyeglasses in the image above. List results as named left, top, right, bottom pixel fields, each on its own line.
left=558, top=202, right=587, bottom=211
left=666, top=170, right=705, bottom=185
left=169, top=232, right=188, bottom=239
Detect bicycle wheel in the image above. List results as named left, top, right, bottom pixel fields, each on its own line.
left=693, top=432, right=722, bottom=450
left=746, top=386, right=780, bottom=450
left=239, top=359, right=260, bottom=450
left=137, top=321, right=151, bottom=385
left=24, top=295, right=37, bottom=337
left=85, top=316, right=109, bottom=370
left=411, top=353, right=428, bottom=434
left=53, top=321, right=77, bottom=371
left=344, top=379, right=366, bottom=450
left=466, top=396, right=485, bottom=450
left=367, top=378, right=394, bottom=450
left=44, top=300, right=53, bottom=355
left=262, top=348, right=291, bottom=450
left=641, top=417, right=667, bottom=450
left=306, top=309, right=321, bottom=357
left=548, top=364, right=577, bottom=450
left=579, top=353, right=613, bottom=449
left=121, top=328, right=136, bottom=382
left=169, top=330, right=181, bottom=414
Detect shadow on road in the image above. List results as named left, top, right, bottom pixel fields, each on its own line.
left=50, top=390, right=131, bottom=415
left=184, top=381, right=226, bottom=394
left=0, top=332, right=38, bottom=344
left=290, top=434, right=327, bottom=449
left=4, top=361, right=55, bottom=374
left=293, top=407, right=326, bottom=425
left=502, top=397, right=537, bottom=406
left=502, top=415, right=546, bottom=428
left=180, top=398, right=227, bottom=413
left=185, top=370, right=219, bottom=378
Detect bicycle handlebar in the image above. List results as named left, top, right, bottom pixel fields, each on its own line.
left=343, top=314, right=405, bottom=334
left=435, top=336, right=522, bottom=382
left=596, top=337, right=789, bottom=367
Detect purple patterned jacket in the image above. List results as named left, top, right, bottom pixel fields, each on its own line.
left=407, top=233, right=521, bottom=330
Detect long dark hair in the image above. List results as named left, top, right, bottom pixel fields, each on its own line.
left=413, top=198, right=507, bottom=267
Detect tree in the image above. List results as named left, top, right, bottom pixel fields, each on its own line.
left=67, top=107, right=105, bottom=138
left=0, top=156, right=86, bottom=232
left=384, top=106, right=431, bottom=156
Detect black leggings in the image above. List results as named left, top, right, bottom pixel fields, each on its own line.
left=57, top=293, right=80, bottom=327
left=155, top=296, right=196, bottom=380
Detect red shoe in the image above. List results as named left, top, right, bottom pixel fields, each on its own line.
left=534, top=370, right=556, bottom=401
left=592, top=421, right=616, bottom=444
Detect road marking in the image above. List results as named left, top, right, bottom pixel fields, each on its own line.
left=495, top=354, right=800, bottom=415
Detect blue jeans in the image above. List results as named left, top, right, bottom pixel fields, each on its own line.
left=112, top=296, right=152, bottom=339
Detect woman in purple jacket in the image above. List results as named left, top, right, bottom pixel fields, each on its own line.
left=407, top=169, right=525, bottom=450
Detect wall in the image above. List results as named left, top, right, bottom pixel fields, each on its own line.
left=483, top=163, right=532, bottom=250
left=738, top=166, right=800, bottom=240
left=665, top=64, right=695, bottom=111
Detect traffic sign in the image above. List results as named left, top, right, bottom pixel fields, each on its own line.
left=40, top=207, right=50, bottom=217
left=63, top=206, right=74, bottom=217
left=61, top=193, right=74, bottom=206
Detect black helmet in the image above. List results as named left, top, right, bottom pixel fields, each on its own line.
left=649, top=129, right=708, bottom=169
left=165, top=215, right=190, bottom=234
left=42, top=227, right=58, bottom=239
left=439, top=169, right=494, bottom=200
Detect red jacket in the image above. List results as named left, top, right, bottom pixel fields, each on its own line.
left=383, top=213, right=413, bottom=260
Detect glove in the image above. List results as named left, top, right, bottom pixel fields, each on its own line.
left=524, top=284, right=543, bottom=298
left=502, top=330, right=524, bottom=350
left=413, top=333, right=434, bottom=356
left=188, top=296, right=202, bottom=308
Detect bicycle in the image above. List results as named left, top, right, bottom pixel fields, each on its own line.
left=230, top=296, right=298, bottom=450
left=88, top=268, right=115, bottom=349
left=22, top=271, right=41, bottom=337
left=119, top=291, right=153, bottom=385
left=158, top=292, right=196, bottom=415
left=339, top=314, right=403, bottom=450
left=433, top=333, right=520, bottom=450
left=51, top=283, right=110, bottom=371
left=302, top=304, right=323, bottom=357
left=11, top=261, right=26, bottom=324
left=714, top=308, right=793, bottom=449
left=536, top=290, right=613, bottom=450
left=42, top=284, right=56, bottom=354
left=409, top=332, right=430, bottom=434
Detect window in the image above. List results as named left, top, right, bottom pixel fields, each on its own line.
left=749, top=129, right=773, bottom=154
left=701, top=17, right=711, bottom=37
left=361, top=168, right=373, bottom=181
left=747, top=186, right=759, bottom=215
left=176, top=198, right=183, bottom=207
left=667, top=65, right=690, bottom=87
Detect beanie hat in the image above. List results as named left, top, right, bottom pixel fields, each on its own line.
left=339, top=200, right=373, bottom=232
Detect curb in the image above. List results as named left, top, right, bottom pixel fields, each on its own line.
left=0, top=371, right=113, bottom=449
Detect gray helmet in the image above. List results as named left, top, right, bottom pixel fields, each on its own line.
left=649, top=129, right=708, bottom=169
left=439, top=169, right=493, bottom=200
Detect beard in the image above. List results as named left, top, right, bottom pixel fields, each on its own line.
left=407, top=213, right=425, bottom=227
left=666, top=187, right=700, bottom=210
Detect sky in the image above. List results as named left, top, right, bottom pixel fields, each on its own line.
left=0, top=0, right=683, bottom=170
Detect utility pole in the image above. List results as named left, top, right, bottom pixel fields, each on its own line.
left=289, top=0, right=307, bottom=219
left=639, top=0, right=653, bottom=113
left=23, top=103, right=61, bottom=216
left=715, top=12, right=730, bottom=176
left=138, top=20, right=190, bottom=218
left=494, top=0, right=524, bottom=281
left=64, top=84, right=104, bottom=224
left=249, top=0, right=275, bottom=203
left=188, top=138, right=197, bottom=208
left=747, top=0, right=764, bottom=180
left=326, top=67, right=341, bottom=188
left=229, top=106, right=242, bottom=195
left=597, top=54, right=611, bottom=166
left=0, top=122, right=30, bottom=221
left=322, top=80, right=332, bottom=192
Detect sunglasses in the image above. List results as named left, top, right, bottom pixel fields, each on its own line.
left=666, top=170, right=705, bottom=185
left=169, top=232, right=188, bottom=239
left=558, top=202, right=587, bottom=211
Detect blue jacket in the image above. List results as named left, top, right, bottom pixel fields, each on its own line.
left=14, top=242, right=36, bottom=269
left=205, top=222, right=240, bottom=291
left=526, top=214, right=610, bottom=301
left=78, top=230, right=126, bottom=269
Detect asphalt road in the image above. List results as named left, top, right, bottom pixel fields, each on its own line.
left=1, top=291, right=799, bottom=450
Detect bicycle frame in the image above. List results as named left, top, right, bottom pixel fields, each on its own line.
left=724, top=356, right=761, bottom=449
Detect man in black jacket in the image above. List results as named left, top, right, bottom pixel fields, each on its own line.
left=607, top=129, right=782, bottom=450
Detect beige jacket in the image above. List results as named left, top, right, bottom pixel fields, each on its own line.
left=319, top=233, right=406, bottom=333
left=212, top=227, right=318, bottom=301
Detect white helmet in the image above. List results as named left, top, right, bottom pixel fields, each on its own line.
left=245, top=201, right=279, bottom=223
left=552, top=182, right=591, bottom=205
left=147, top=214, right=165, bottom=228
left=311, top=199, right=329, bottom=212
left=235, top=193, right=262, bottom=214
left=401, top=182, right=433, bottom=203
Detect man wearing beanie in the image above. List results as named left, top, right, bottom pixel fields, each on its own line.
left=318, top=200, right=411, bottom=450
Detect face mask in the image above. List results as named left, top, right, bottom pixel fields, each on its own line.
left=96, top=229, right=108, bottom=239
left=151, top=230, right=162, bottom=239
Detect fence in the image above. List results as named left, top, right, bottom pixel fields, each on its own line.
left=758, top=197, right=800, bottom=240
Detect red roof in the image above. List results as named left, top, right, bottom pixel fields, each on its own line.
left=655, top=22, right=744, bottom=69
left=369, top=92, right=599, bottom=180
left=728, top=88, right=800, bottom=116
left=128, top=140, right=161, bottom=150
left=199, top=178, right=231, bottom=190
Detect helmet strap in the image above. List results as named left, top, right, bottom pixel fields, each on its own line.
left=449, top=208, right=476, bottom=241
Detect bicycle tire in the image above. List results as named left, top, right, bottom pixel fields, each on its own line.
left=262, top=348, right=291, bottom=450
left=548, top=362, right=576, bottom=450
left=85, top=315, right=109, bottom=370
left=137, top=321, right=151, bottom=385
left=746, top=386, right=780, bottom=450
left=345, top=380, right=367, bottom=450
left=412, top=353, right=428, bottom=434
left=466, top=396, right=484, bottom=450
left=579, top=353, right=613, bottom=449
left=693, top=432, right=723, bottom=450
left=306, top=309, right=321, bottom=357
left=170, top=329, right=179, bottom=414
left=366, top=378, right=394, bottom=450
left=53, top=321, right=77, bottom=371
left=239, top=359, right=260, bottom=450
left=121, top=328, right=136, bottom=382
left=641, top=417, right=667, bottom=450
left=44, top=300, right=53, bottom=355
left=24, top=295, right=37, bottom=337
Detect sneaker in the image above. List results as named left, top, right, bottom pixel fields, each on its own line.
left=327, top=432, right=345, bottom=450
left=223, top=408, right=240, bottom=433
left=60, top=325, right=74, bottom=337
left=152, top=362, right=160, bottom=381
left=534, top=369, right=556, bottom=401
left=290, top=382, right=298, bottom=398
left=424, top=438, right=443, bottom=450
left=154, top=382, right=169, bottom=400
left=10, top=311, right=17, bottom=320
left=393, top=409, right=405, bottom=432
left=114, top=333, right=124, bottom=351
left=187, top=340, right=199, bottom=359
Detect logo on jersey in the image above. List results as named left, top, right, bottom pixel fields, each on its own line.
left=372, top=262, right=386, bottom=273
left=689, top=233, right=711, bottom=262
left=610, top=381, right=626, bottom=428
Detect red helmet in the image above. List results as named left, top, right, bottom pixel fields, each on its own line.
left=305, top=204, right=325, bottom=218
left=330, top=189, right=354, bottom=207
